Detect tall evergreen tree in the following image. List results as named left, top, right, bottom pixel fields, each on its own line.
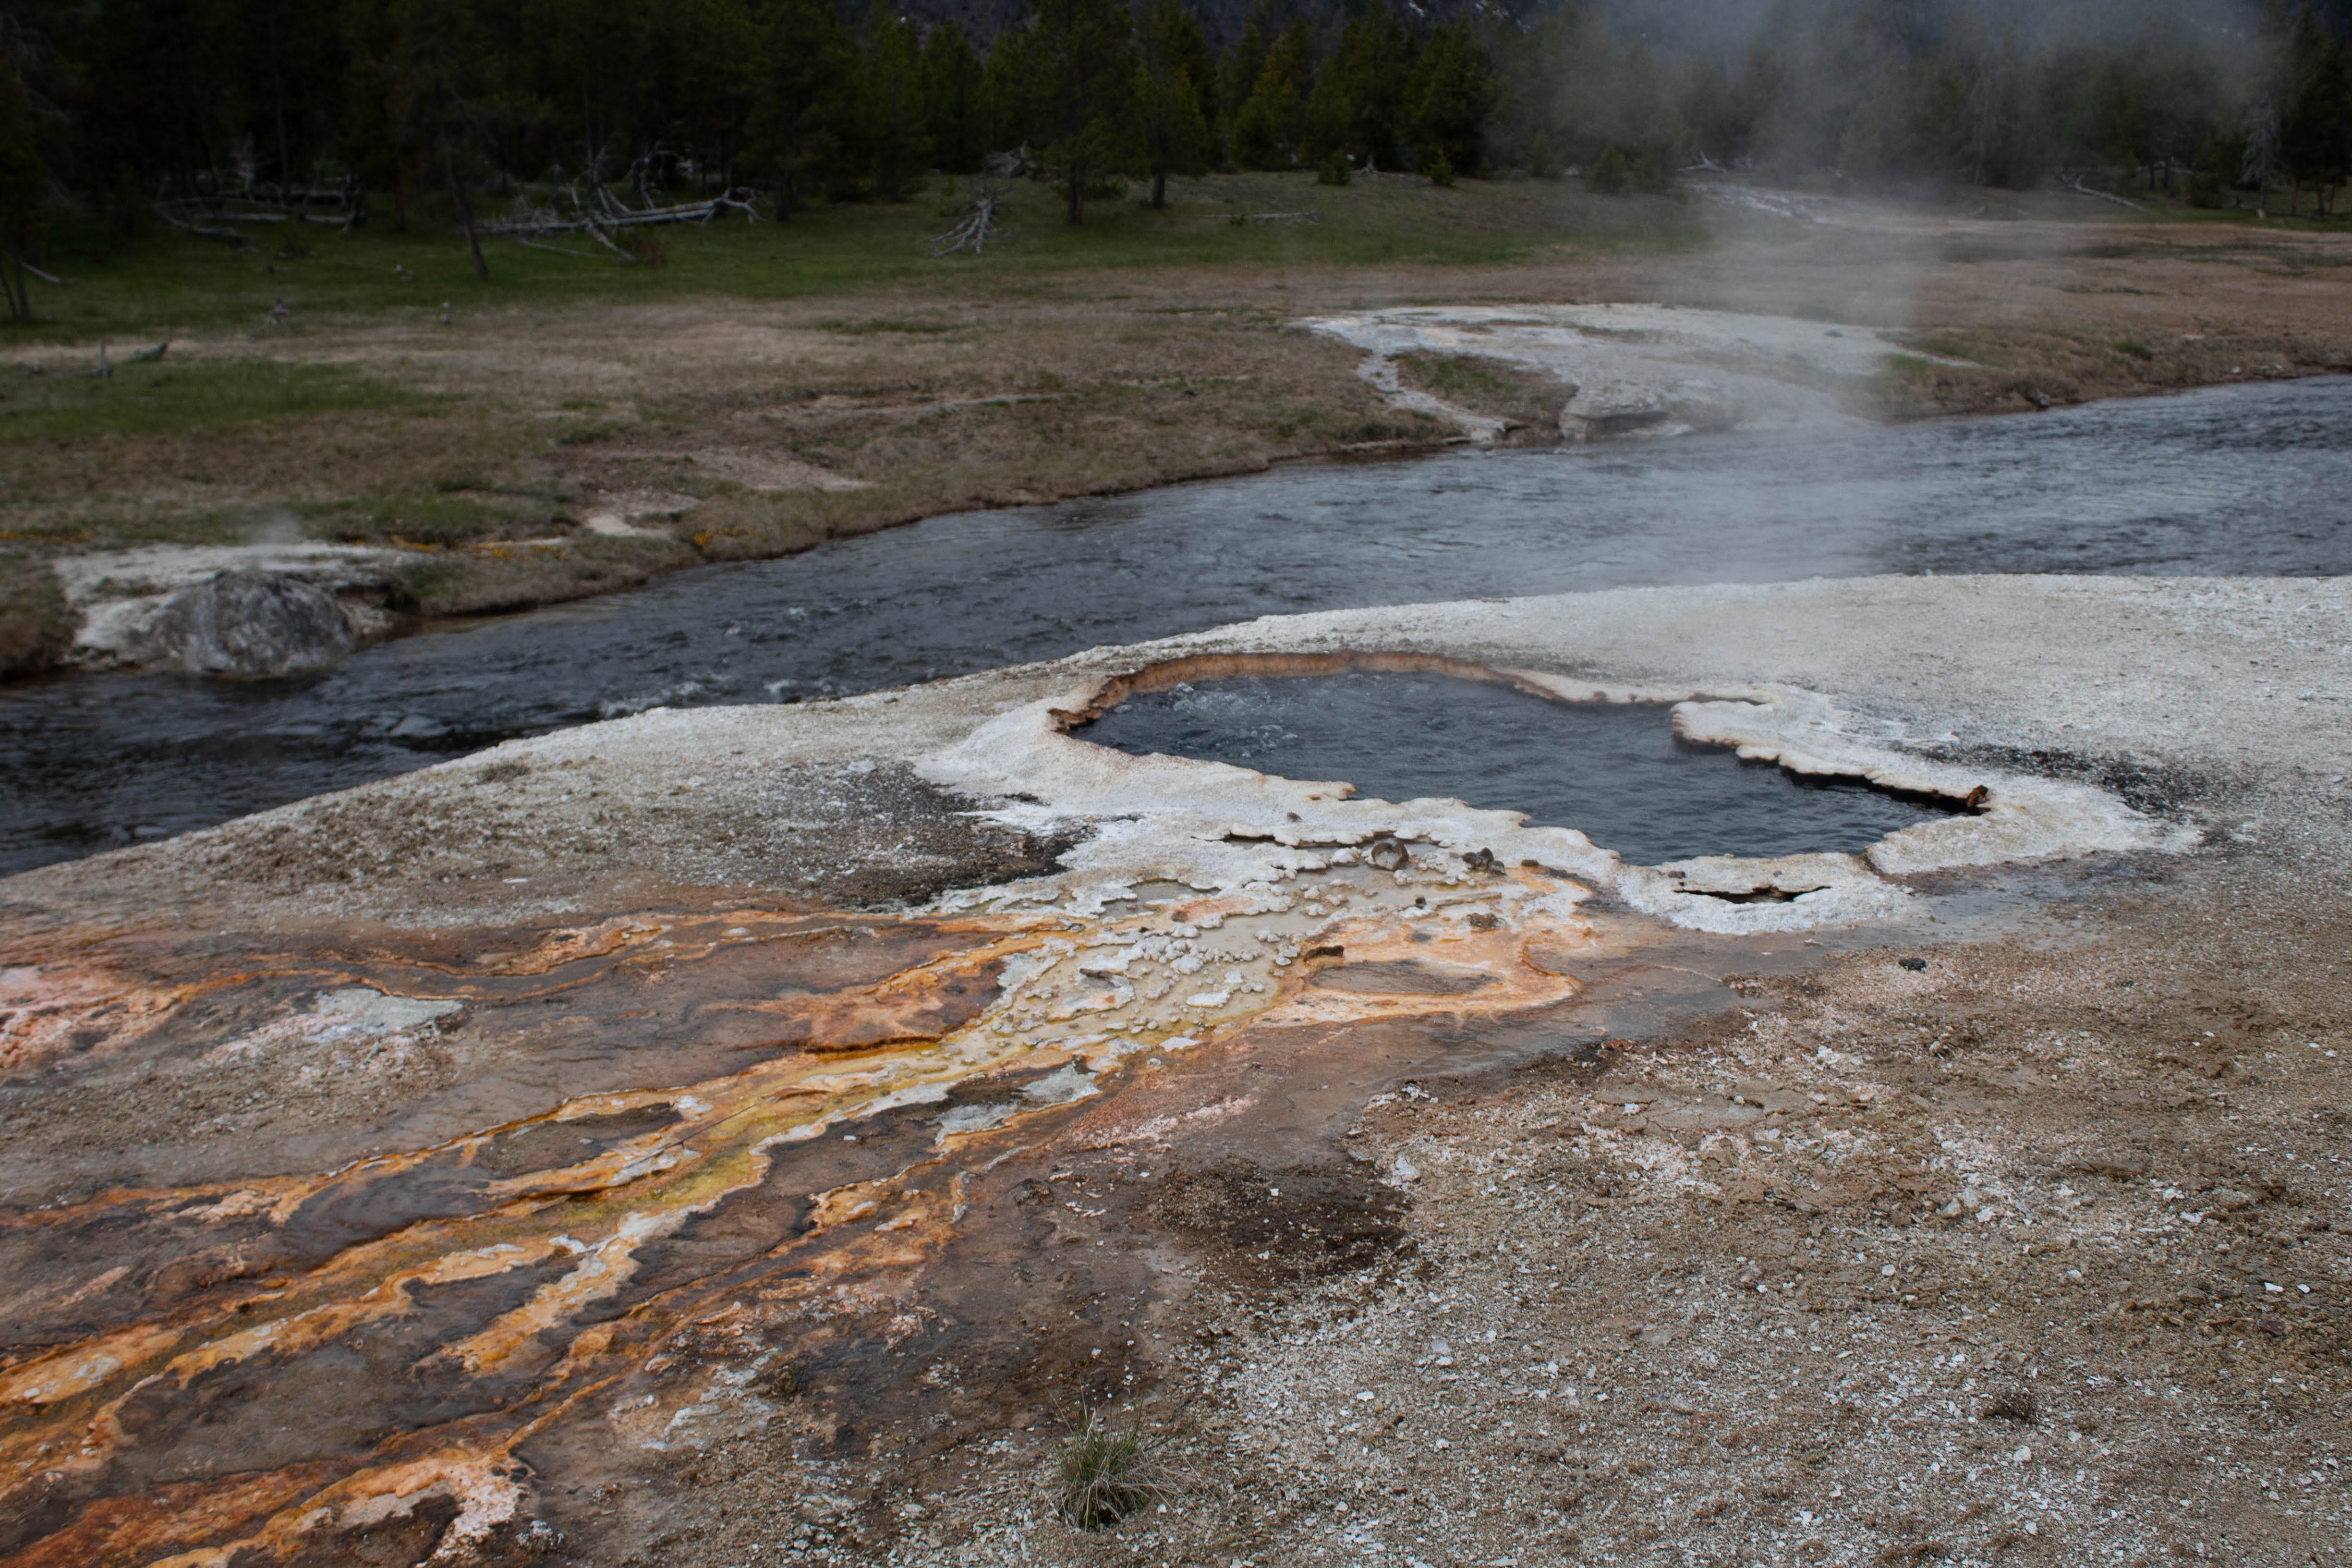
left=674, top=0, right=762, bottom=190
left=1230, top=20, right=1312, bottom=170
left=0, top=49, right=42, bottom=320
left=1216, top=3, right=1275, bottom=165
left=2282, top=2, right=2351, bottom=213
left=750, top=0, right=853, bottom=217
left=367, top=0, right=496, bottom=275
left=921, top=21, right=989, bottom=176
left=857, top=4, right=929, bottom=200
left=997, top=0, right=1136, bottom=224
left=1304, top=4, right=1413, bottom=170
left=1406, top=22, right=1497, bottom=178
left=1135, top=0, right=1210, bottom=207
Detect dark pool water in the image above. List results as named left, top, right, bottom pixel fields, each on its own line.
left=3, top=375, right=2347, bottom=875
left=1078, top=673, right=1962, bottom=864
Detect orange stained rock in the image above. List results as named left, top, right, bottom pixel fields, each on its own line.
left=0, top=881, right=1606, bottom=1566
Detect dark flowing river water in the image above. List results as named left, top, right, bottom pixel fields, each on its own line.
left=4, top=376, right=2347, bottom=875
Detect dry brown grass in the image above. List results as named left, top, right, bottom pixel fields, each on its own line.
left=0, top=555, right=72, bottom=678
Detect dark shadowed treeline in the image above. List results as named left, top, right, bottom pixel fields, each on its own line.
left=0, top=0, right=2348, bottom=301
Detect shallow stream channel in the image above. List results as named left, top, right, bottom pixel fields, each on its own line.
left=4, top=375, right=2347, bottom=874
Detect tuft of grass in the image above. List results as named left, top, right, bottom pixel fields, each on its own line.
left=2111, top=338, right=2155, bottom=360
left=1056, top=1403, right=1162, bottom=1530
left=0, top=554, right=74, bottom=678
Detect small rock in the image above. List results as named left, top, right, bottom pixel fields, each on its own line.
left=1898, top=957, right=1928, bottom=972
left=1369, top=839, right=1411, bottom=872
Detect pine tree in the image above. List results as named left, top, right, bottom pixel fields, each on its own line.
left=858, top=4, right=930, bottom=201
left=1406, top=22, right=1496, bottom=179
left=0, top=54, right=42, bottom=321
left=674, top=0, right=762, bottom=190
left=1216, top=3, right=1276, bottom=163
left=529, top=0, right=645, bottom=183
left=1135, top=0, right=1211, bottom=208
left=998, top=0, right=1136, bottom=225
left=213, top=0, right=344, bottom=206
left=366, top=0, right=496, bottom=276
left=1231, top=20, right=1312, bottom=170
left=751, top=0, right=854, bottom=218
left=1304, top=3, right=1413, bottom=170
left=2281, top=3, right=2351, bottom=214
left=921, top=22, right=989, bottom=176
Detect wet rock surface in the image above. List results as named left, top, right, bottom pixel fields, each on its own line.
left=139, top=569, right=356, bottom=679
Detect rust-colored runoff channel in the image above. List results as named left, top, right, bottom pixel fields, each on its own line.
left=0, top=846, right=1666, bottom=1565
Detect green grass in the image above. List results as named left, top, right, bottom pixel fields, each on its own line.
left=1393, top=350, right=1572, bottom=430
left=1057, top=1404, right=1162, bottom=1530
left=0, top=173, right=1697, bottom=344
left=0, top=357, right=434, bottom=442
left=326, top=489, right=563, bottom=546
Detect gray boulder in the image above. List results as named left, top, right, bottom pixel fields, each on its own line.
left=1559, top=377, right=1737, bottom=440
left=149, top=569, right=356, bottom=678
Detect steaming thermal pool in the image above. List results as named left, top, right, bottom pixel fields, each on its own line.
left=1074, top=671, right=1971, bottom=865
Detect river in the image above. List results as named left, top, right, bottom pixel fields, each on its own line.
left=2, top=375, right=2346, bottom=875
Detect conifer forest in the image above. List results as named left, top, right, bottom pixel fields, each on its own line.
left=4, top=0, right=2352, bottom=296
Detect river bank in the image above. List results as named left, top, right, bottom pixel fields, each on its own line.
left=5, top=177, right=2351, bottom=680
left=2, top=574, right=2345, bottom=1566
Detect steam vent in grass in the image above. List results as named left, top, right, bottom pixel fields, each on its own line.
left=10, top=575, right=2336, bottom=1568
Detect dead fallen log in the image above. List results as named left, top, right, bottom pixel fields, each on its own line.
left=2070, top=177, right=2147, bottom=212
left=152, top=205, right=251, bottom=246
left=934, top=190, right=1006, bottom=256
left=485, top=188, right=761, bottom=237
